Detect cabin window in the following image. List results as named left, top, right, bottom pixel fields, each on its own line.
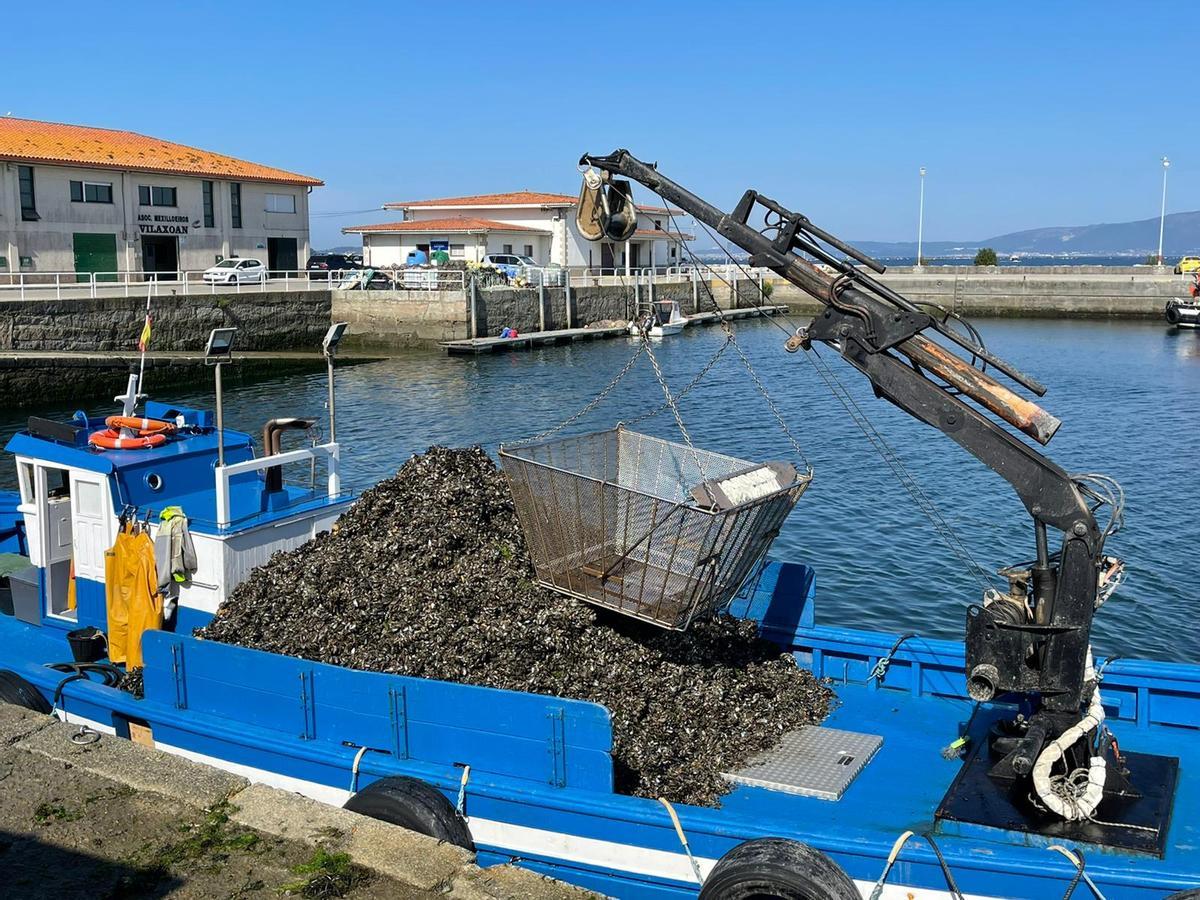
left=144, top=473, right=163, bottom=492
left=75, top=479, right=102, bottom=515
left=17, top=462, right=35, bottom=503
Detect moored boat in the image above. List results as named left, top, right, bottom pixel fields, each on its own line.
left=630, top=299, right=689, bottom=337
left=1165, top=298, right=1200, bottom=328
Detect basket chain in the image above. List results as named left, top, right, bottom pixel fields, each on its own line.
left=506, top=342, right=647, bottom=446
left=639, top=336, right=710, bottom=483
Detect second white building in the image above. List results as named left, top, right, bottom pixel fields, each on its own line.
left=344, top=191, right=693, bottom=271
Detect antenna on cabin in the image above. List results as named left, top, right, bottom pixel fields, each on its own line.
left=115, top=373, right=141, bottom=418
left=204, top=327, right=238, bottom=467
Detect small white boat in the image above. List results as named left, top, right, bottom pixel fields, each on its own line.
left=1165, top=298, right=1200, bottom=329
left=629, top=299, right=688, bottom=337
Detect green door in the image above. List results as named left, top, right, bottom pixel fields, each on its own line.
left=73, top=233, right=118, bottom=282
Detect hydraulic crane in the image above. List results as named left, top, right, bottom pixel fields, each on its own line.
left=576, top=150, right=1173, bottom=842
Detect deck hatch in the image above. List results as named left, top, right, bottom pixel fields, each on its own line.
left=722, top=725, right=882, bottom=801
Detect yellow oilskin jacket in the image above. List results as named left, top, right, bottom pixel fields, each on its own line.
left=104, top=525, right=163, bottom=668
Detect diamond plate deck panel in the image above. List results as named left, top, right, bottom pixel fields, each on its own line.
left=723, top=725, right=883, bottom=801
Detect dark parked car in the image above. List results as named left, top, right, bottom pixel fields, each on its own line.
left=307, top=254, right=361, bottom=279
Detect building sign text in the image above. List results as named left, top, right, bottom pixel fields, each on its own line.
left=138, top=213, right=190, bottom=235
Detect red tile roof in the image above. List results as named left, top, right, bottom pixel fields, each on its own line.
left=385, top=191, right=576, bottom=209
left=385, top=190, right=683, bottom=215
left=0, top=116, right=322, bottom=186
left=343, top=217, right=551, bottom=235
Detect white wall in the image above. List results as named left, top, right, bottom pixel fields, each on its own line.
left=361, top=230, right=554, bottom=266
left=0, top=161, right=313, bottom=275
left=386, top=204, right=684, bottom=270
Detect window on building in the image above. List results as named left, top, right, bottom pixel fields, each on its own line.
left=654, top=219, right=662, bottom=230
left=18, top=166, right=38, bottom=221
left=230, top=183, right=242, bottom=229
left=70, top=180, right=113, bottom=203
left=138, top=185, right=177, bottom=206
left=670, top=245, right=677, bottom=259
left=502, top=243, right=513, bottom=254
left=523, top=244, right=534, bottom=257
left=265, top=193, right=296, bottom=214
left=450, top=244, right=465, bottom=258
left=202, top=180, right=215, bottom=228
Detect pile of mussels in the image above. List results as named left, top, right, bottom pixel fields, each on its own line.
left=198, top=446, right=831, bottom=806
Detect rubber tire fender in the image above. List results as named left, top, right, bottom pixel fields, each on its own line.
left=1165, top=891, right=1200, bottom=899
left=699, top=838, right=859, bottom=900
left=343, top=775, right=474, bottom=851
left=1166, top=302, right=1182, bottom=325
left=0, top=670, right=52, bottom=714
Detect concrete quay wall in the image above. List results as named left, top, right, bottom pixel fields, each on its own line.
left=333, top=279, right=765, bottom=347
left=0, top=291, right=331, bottom=352
left=766, top=267, right=1186, bottom=319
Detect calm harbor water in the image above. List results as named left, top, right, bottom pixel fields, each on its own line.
left=3, top=317, right=1198, bottom=662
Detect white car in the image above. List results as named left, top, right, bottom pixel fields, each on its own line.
left=203, top=258, right=266, bottom=284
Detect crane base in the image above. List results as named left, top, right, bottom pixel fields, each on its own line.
left=936, top=739, right=1177, bottom=857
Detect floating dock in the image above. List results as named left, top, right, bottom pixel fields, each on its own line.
left=441, top=305, right=790, bottom=355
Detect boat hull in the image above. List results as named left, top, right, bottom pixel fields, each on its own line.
left=3, top=561, right=1199, bottom=899
left=1165, top=299, right=1200, bottom=328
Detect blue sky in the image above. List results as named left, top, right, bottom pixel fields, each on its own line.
left=9, top=1, right=1197, bottom=247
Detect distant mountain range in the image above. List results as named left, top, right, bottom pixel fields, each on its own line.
left=849, top=210, right=1200, bottom=259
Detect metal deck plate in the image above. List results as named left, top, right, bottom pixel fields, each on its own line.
left=722, top=726, right=883, bottom=801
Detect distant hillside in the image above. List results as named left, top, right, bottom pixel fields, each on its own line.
left=850, top=210, right=1200, bottom=258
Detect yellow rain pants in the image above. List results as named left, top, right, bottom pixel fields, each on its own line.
left=104, top=525, right=163, bottom=668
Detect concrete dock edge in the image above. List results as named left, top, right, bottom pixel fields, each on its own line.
left=0, top=703, right=596, bottom=898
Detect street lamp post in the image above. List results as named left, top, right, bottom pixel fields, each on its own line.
left=1157, top=156, right=1170, bottom=266
left=917, top=166, right=927, bottom=268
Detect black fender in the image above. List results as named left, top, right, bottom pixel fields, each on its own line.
left=1165, top=302, right=1181, bottom=325
left=0, top=670, right=52, bottom=714
left=343, top=775, right=474, bottom=851
left=699, top=838, right=859, bottom=900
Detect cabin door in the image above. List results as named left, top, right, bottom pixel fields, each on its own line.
left=21, top=464, right=76, bottom=621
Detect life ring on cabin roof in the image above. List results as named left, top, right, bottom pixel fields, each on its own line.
left=105, top=416, right=175, bottom=435
left=89, top=429, right=170, bottom=451
left=88, top=415, right=175, bottom=451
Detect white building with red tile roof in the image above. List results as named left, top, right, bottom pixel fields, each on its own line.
left=0, top=116, right=321, bottom=278
left=343, top=190, right=693, bottom=271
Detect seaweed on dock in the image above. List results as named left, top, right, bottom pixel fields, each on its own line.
left=197, top=446, right=831, bottom=807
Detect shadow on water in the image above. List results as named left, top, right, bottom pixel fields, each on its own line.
left=0, top=828, right=183, bottom=898
left=1, top=317, right=1197, bottom=664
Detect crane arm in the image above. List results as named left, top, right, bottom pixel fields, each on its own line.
left=577, top=148, right=1109, bottom=730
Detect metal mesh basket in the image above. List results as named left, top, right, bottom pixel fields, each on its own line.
left=499, top=427, right=811, bottom=630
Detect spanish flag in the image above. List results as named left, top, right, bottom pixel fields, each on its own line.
left=138, top=314, right=152, bottom=351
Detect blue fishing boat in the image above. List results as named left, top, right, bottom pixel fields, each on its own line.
left=2, top=150, right=1200, bottom=897
left=0, top=360, right=1197, bottom=899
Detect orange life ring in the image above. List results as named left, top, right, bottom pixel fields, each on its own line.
left=105, top=416, right=174, bottom=435
left=89, top=429, right=169, bottom=450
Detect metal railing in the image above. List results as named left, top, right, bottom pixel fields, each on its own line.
left=215, top=441, right=341, bottom=528
left=0, top=267, right=467, bottom=299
